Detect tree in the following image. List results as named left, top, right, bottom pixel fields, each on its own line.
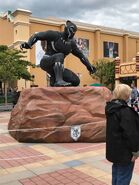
left=91, top=58, right=115, bottom=90
left=0, top=45, right=35, bottom=104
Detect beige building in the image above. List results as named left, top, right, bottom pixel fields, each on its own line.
left=1, top=9, right=139, bottom=89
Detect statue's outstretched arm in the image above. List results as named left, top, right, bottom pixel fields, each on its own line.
left=20, top=30, right=58, bottom=50
left=71, top=42, right=96, bottom=74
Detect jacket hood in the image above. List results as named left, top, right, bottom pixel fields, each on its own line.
left=105, top=99, right=127, bottom=115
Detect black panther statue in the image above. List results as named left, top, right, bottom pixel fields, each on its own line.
left=20, top=20, right=96, bottom=87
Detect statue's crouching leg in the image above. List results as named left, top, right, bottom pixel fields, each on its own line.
left=53, top=53, right=71, bottom=87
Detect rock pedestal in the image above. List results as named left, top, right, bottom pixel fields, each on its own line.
left=8, top=86, right=112, bottom=143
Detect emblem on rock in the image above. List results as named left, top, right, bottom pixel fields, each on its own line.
left=71, top=125, right=81, bottom=141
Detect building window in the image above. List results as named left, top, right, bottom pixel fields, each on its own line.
left=103, top=41, right=118, bottom=58
left=75, top=38, right=89, bottom=57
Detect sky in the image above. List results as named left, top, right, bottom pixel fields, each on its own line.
left=1, top=0, right=139, bottom=32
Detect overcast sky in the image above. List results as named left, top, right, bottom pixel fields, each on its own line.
left=1, top=0, right=139, bottom=32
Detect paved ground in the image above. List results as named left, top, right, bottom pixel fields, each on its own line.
left=0, top=111, right=139, bottom=185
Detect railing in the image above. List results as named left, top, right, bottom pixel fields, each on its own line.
left=119, top=62, right=136, bottom=75
left=114, top=55, right=139, bottom=77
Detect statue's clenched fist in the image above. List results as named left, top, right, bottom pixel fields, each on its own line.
left=20, top=42, right=31, bottom=50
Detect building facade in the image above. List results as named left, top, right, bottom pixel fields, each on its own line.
left=1, top=9, right=139, bottom=90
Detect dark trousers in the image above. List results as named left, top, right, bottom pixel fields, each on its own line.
left=112, top=162, right=134, bottom=185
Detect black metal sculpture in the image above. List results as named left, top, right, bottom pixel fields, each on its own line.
left=20, top=20, right=96, bottom=87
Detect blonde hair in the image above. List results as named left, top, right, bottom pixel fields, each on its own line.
left=113, top=84, right=132, bottom=101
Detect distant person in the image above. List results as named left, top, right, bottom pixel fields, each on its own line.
left=130, top=83, right=139, bottom=112
left=0, top=88, right=3, bottom=95
left=105, top=84, right=139, bottom=185
left=20, top=20, right=96, bottom=87
left=12, top=87, right=20, bottom=108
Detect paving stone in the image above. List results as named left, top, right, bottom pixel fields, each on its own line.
left=30, top=164, right=67, bottom=175
left=63, top=160, right=84, bottom=167
left=0, top=170, right=34, bottom=184
left=1, top=180, right=22, bottom=185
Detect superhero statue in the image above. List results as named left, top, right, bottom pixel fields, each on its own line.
left=20, top=20, right=96, bottom=87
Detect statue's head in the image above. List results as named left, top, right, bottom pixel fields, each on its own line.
left=64, top=20, right=77, bottom=39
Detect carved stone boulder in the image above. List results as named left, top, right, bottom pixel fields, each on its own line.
left=8, top=86, right=112, bottom=143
